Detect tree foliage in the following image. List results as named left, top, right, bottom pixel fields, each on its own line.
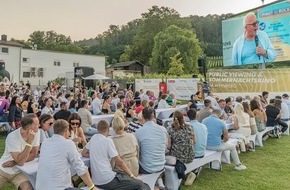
left=151, top=25, right=202, bottom=74
left=124, top=6, right=191, bottom=65
left=83, top=19, right=141, bottom=63
left=27, top=30, right=82, bottom=54
left=167, top=53, right=184, bottom=75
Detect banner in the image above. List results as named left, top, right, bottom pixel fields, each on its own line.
left=135, top=79, right=162, bottom=97
left=208, top=69, right=290, bottom=93
left=167, top=79, right=199, bottom=100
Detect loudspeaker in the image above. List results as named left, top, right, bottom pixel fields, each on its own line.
left=198, top=58, right=205, bottom=67
left=74, top=67, right=95, bottom=89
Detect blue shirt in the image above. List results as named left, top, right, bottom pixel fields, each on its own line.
left=202, top=115, right=226, bottom=147
left=189, top=120, right=207, bottom=158
left=241, top=40, right=258, bottom=65
left=135, top=121, right=168, bottom=173
left=232, top=30, right=276, bottom=65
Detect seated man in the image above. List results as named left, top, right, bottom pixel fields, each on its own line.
left=202, top=109, right=246, bottom=170
left=82, top=120, right=148, bottom=190
left=187, top=109, right=207, bottom=158
left=78, top=100, right=98, bottom=136
left=36, top=119, right=97, bottom=190
left=0, top=114, right=40, bottom=190
left=197, top=99, right=212, bottom=123
left=266, top=99, right=288, bottom=134
left=135, top=107, right=168, bottom=189
left=53, top=102, right=71, bottom=121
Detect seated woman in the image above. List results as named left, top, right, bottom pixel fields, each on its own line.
left=114, top=102, right=128, bottom=127
left=69, top=99, right=78, bottom=114
left=68, top=113, right=87, bottom=149
left=157, top=94, right=170, bottom=109
left=135, top=100, right=148, bottom=116
left=21, top=94, right=30, bottom=111
left=126, top=100, right=136, bottom=121
left=243, top=101, right=257, bottom=135
left=27, top=95, right=39, bottom=116
left=102, top=95, right=113, bottom=114
left=167, top=110, right=195, bottom=164
left=229, top=103, right=251, bottom=152
left=111, top=116, right=139, bottom=177
left=39, top=114, right=54, bottom=144
left=8, top=96, right=23, bottom=129
left=250, top=99, right=267, bottom=132
left=187, top=94, right=198, bottom=110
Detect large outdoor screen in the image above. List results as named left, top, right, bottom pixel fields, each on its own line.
left=222, top=0, right=290, bottom=66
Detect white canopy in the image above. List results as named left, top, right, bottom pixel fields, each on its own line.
left=83, top=73, right=109, bottom=80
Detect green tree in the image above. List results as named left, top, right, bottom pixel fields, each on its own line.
left=127, top=6, right=191, bottom=65
left=27, top=30, right=82, bottom=53
left=151, top=25, right=202, bottom=74
left=167, top=53, right=184, bottom=75
left=10, top=38, right=31, bottom=48
left=187, top=13, right=233, bottom=57
left=28, top=31, right=46, bottom=49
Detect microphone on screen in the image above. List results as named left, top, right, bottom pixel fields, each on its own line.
left=255, top=35, right=260, bottom=60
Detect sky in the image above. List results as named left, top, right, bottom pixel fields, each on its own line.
left=0, top=0, right=277, bottom=41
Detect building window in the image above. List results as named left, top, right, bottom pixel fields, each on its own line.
left=54, top=61, right=61, bottom=66
left=1, top=47, right=8, bottom=53
left=23, top=72, right=31, bottom=78
left=22, top=58, right=30, bottom=63
left=73, top=62, right=79, bottom=67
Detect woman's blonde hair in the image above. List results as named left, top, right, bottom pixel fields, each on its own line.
left=112, top=116, right=126, bottom=133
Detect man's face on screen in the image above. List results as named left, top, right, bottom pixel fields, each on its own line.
left=245, top=15, right=258, bottom=38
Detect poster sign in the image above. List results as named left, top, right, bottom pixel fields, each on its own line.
left=208, top=69, right=290, bottom=93
left=135, top=79, right=162, bottom=97
left=167, top=79, right=199, bottom=100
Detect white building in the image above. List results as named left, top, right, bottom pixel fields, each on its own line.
left=0, top=35, right=106, bottom=86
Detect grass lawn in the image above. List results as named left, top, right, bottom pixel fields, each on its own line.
left=0, top=133, right=290, bottom=190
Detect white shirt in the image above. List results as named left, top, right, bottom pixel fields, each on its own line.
left=157, top=99, right=170, bottom=109
left=36, top=134, right=87, bottom=190
left=281, top=101, right=290, bottom=120
left=205, top=96, right=219, bottom=109
left=39, top=129, right=49, bottom=144
left=141, top=94, right=150, bottom=102
left=86, top=134, right=118, bottom=185
left=33, top=89, right=42, bottom=99
left=0, top=128, right=40, bottom=175
left=91, top=97, right=102, bottom=115
left=41, top=106, right=54, bottom=115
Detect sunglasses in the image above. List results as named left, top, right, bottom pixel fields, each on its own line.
left=247, top=21, right=259, bottom=27
left=70, top=122, right=80, bottom=126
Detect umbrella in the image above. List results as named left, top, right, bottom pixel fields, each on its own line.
left=83, top=73, right=109, bottom=80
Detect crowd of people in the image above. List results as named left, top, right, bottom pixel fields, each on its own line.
left=0, top=80, right=289, bottom=190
